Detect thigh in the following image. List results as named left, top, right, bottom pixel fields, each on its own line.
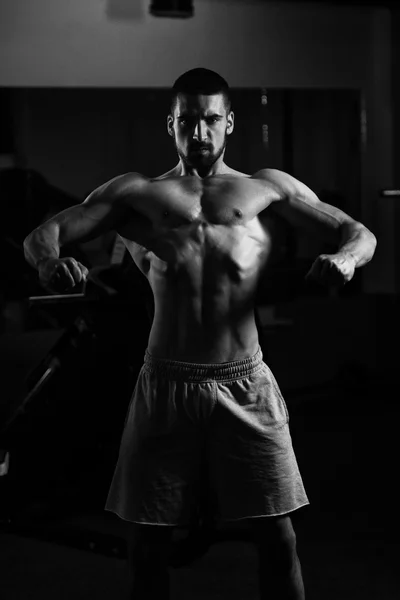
left=107, top=372, right=204, bottom=525
left=207, top=365, right=308, bottom=520
left=210, top=363, right=289, bottom=444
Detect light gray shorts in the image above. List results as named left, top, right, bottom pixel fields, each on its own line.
left=105, top=347, right=309, bottom=525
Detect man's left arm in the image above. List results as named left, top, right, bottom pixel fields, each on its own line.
left=261, top=169, right=377, bottom=287
left=304, top=220, right=376, bottom=287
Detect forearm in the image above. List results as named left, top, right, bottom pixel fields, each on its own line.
left=23, top=224, right=61, bottom=270
left=338, top=222, right=377, bottom=268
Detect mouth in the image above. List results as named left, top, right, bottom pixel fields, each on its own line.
left=190, top=146, right=210, bottom=153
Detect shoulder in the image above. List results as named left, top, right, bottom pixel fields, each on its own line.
left=253, top=168, right=311, bottom=201
left=86, top=172, right=149, bottom=206
left=151, top=166, right=181, bottom=180
left=106, top=172, right=149, bottom=196
left=225, top=167, right=251, bottom=178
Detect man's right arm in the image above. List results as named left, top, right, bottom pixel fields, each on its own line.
left=23, top=172, right=143, bottom=290
left=24, top=173, right=141, bottom=268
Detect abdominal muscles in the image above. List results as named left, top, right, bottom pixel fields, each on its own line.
left=145, top=220, right=271, bottom=362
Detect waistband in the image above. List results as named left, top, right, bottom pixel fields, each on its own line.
left=143, top=346, right=264, bottom=382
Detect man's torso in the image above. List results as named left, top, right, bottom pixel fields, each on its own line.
left=115, top=169, right=286, bottom=363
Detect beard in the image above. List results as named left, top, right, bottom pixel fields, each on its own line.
left=175, top=133, right=228, bottom=171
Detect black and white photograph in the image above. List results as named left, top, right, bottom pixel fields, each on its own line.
left=0, top=1, right=397, bottom=599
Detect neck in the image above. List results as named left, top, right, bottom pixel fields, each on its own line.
left=177, top=157, right=229, bottom=178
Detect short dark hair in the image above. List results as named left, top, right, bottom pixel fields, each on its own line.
left=170, top=68, right=232, bottom=114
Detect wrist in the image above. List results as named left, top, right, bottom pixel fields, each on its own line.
left=344, top=251, right=357, bottom=267
left=35, top=257, right=52, bottom=270
left=337, top=250, right=357, bottom=267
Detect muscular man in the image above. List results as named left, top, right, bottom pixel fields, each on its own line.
left=23, top=69, right=377, bottom=600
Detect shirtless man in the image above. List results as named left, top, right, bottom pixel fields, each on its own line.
left=23, top=68, right=377, bottom=600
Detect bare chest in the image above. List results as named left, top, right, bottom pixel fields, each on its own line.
left=116, top=177, right=278, bottom=273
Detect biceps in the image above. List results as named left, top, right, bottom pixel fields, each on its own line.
left=56, top=202, right=123, bottom=246
left=272, top=193, right=351, bottom=244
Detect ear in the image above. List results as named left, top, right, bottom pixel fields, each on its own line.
left=167, top=114, right=174, bottom=137
left=226, top=111, right=234, bottom=136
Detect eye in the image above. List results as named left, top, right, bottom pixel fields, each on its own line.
left=207, top=117, right=219, bottom=125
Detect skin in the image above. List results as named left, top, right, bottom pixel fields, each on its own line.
left=23, top=91, right=377, bottom=600
left=23, top=93, right=376, bottom=362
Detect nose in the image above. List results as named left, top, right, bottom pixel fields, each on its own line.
left=193, top=120, right=206, bottom=141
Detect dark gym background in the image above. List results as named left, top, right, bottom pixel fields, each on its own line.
left=0, top=1, right=399, bottom=599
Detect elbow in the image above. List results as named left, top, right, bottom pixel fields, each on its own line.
left=342, top=220, right=377, bottom=243
left=360, top=222, right=378, bottom=254
left=23, top=225, right=47, bottom=263
left=23, top=230, right=32, bottom=247
left=370, top=230, right=378, bottom=252
left=370, top=227, right=378, bottom=248
left=23, top=228, right=38, bottom=254
left=360, top=222, right=378, bottom=263
left=23, top=230, right=38, bottom=265
left=23, top=231, right=33, bottom=255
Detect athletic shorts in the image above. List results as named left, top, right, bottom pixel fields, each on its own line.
left=105, top=346, right=309, bottom=526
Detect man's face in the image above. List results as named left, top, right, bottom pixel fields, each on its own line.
left=167, top=93, right=234, bottom=170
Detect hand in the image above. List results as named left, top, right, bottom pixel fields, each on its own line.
left=305, top=252, right=356, bottom=288
left=38, top=257, right=89, bottom=294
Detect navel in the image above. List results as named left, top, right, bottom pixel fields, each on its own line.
left=163, top=210, right=169, bottom=218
